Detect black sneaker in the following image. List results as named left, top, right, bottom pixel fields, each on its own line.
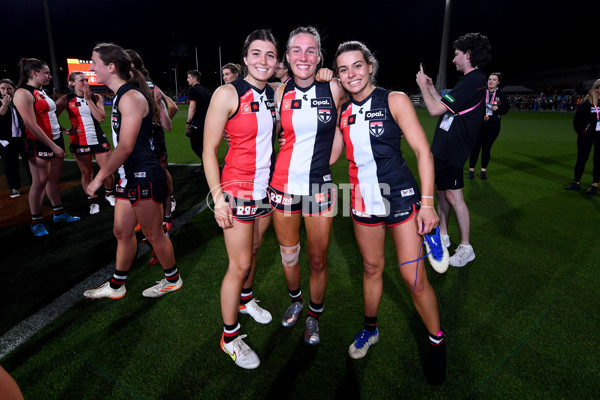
left=564, top=182, right=581, bottom=191
left=586, top=185, right=598, bottom=195
left=467, top=170, right=474, bottom=179
left=424, top=339, right=447, bottom=385
left=479, top=171, right=487, bottom=180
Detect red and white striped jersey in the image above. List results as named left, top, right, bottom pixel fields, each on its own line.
left=66, top=93, right=105, bottom=145
left=21, top=85, right=61, bottom=140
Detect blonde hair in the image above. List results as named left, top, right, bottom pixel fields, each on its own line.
left=584, top=79, right=600, bottom=106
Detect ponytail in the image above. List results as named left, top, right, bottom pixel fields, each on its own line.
left=18, top=58, right=48, bottom=86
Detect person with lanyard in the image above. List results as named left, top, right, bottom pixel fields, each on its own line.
left=204, top=29, right=278, bottom=369
left=330, top=40, right=446, bottom=384
left=467, top=72, right=509, bottom=180
left=0, top=78, right=31, bottom=198
left=416, top=32, right=491, bottom=268
left=565, top=79, right=600, bottom=195
left=270, top=26, right=347, bottom=346
left=55, top=71, right=115, bottom=215
left=13, top=58, right=80, bottom=237
left=82, top=43, right=182, bottom=300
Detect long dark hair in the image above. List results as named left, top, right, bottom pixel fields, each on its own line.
left=126, top=49, right=151, bottom=81
left=240, top=29, right=278, bottom=76
left=17, top=58, right=48, bottom=86
left=93, top=43, right=159, bottom=123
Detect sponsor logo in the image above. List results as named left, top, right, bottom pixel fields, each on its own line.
left=112, top=116, right=119, bottom=130
left=311, top=97, right=332, bottom=108
left=237, top=205, right=258, bottom=216
left=348, top=115, right=356, bottom=125
left=251, top=101, right=260, bottom=112
left=394, top=210, right=411, bottom=218
left=116, top=186, right=125, bottom=193
left=128, top=190, right=137, bottom=197
left=315, top=192, right=326, bottom=203
left=303, top=94, right=308, bottom=101
left=323, top=174, right=332, bottom=182
left=39, top=93, right=46, bottom=100
left=443, top=94, right=455, bottom=103
left=352, top=209, right=372, bottom=217
left=365, top=109, right=385, bottom=120
left=102, top=143, right=109, bottom=148
left=265, top=100, right=275, bottom=110
left=75, top=102, right=81, bottom=107
left=369, top=121, right=384, bottom=137
left=401, top=188, right=415, bottom=197
left=141, top=189, right=149, bottom=197
left=134, top=172, right=146, bottom=178
left=291, top=99, right=302, bottom=109
left=81, top=147, right=91, bottom=153
left=39, top=151, right=50, bottom=157
left=318, top=109, right=332, bottom=123
left=270, top=191, right=293, bottom=205
left=359, top=108, right=364, bottom=114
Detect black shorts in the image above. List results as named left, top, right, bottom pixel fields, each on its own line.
left=269, top=184, right=336, bottom=216
left=115, top=181, right=166, bottom=206
left=224, top=193, right=272, bottom=223
left=26, top=136, right=65, bottom=159
left=351, top=203, right=419, bottom=227
left=434, top=158, right=464, bottom=190
left=70, top=141, right=111, bottom=155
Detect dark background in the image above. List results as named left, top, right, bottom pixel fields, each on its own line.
left=2, top=0, right=597, bottom=94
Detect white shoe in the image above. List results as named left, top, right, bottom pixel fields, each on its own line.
left=348, top=328, right=380, bottom=359
left=84, top=281, right=126, bottom=299
left=170, top=197, right=176, bottom=213
left=220, top=333, right=260, bottom=369
left=239, top=299, right=272, bottom=324
left=89, top=203, right=100, bottom=215
left=142, top=278, right=182, bottom=298
left=441, top=234, right=451, bottom=248
left=449, top=244, right=475, bottom=267
left=105, top=194, right=116, bottom=207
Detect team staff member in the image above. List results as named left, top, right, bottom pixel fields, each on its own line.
left=83, top=43, right=181, bottom=299
left=331, top=40, right=445, bottom=384
left=204, top=29, right=278, bottom=370
left=56, top=71, right=115, bottom=215
left=416, top=32, right=491, bottom=268
left=270, top=26, right=347, bottom=346
left=565, top=79, right=600, bottom=195
left=186, top=70, right=210, bottom=162
left=14, top=58, right=80, bottom=237
left=468, top=72, right=509, bottom=180
left=0, top=78, right=31, bottom=198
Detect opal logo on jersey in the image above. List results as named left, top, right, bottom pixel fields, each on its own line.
left=265, top=100, right=275, bottom=110
left=365, top=109, right=386, bottom=120
left=311, top=98, right=332, bottom=108
left=369, top=121, right=384, bottom=137
left=401, top=188, right=415, bottom=197
left=318, top=109, right=331, bottom=123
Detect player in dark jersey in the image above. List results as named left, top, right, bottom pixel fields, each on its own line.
left=13, top=58, right=80, bottom=237
left=82, top=43, right=181, bottom=300
left=270, top=26, right=347, bottom=346
left=204, top=29, right=279, bottom=370
left=332, top=41, right=446, bottom=384
left=56, top=71, right=115, bottom=215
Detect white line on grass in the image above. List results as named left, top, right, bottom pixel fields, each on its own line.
left=0, top=199, right=211, bottom=360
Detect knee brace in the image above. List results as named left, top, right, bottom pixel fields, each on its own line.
left=280, top=243, right=300, bottom=267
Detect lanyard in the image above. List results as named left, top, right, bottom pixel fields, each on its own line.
left=457, top=99, right=483, bottom=116
left=486, top=90, right=497, bottom=106
left=594, top=104, right=599, bottom=120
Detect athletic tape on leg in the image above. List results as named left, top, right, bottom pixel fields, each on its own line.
left=280, top=243, right=300, bottom=267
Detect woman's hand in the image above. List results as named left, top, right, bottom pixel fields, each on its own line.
left=52, top=143, right=66, bottom=158
left=417, top=206, right=439, bottom=236
left=213, top=197, right=234, bottom=229
left=86, top=178, right=102, bottom=198
left=83, top=84, right=93, bottom=101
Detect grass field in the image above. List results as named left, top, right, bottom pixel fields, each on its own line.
left=1, top=106, right=599, bottom=399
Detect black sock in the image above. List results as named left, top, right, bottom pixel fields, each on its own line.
left=240, top=287, right=253, bottom=306
left=223, top=322, right=240, bottom=344
left=364, top=315, right=378, bottom=332
left=308, top=301, right=323, bottom=319
left=163, top=265, right=180, bottom=283
left=88, top=196, right=97, bottom=204
left=425, top=330, right=447, bottom=385
left=110, top=269, right=129, bottom=289
left=289, top=287, right=302, bottom=303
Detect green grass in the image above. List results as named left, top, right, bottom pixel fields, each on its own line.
left=1, top=108, right=599, bottom=399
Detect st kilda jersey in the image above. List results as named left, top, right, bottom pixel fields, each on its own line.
left=21, top=84, right=61, bottom=140
left=271, top=80, right=336, bottom=195
left=66, top=93, right=105, bottom=145
left=340, top=88, right=419, bottom=215
left=111, top=83, right=162, bottom=187
left=221, top=79, right=277, bottom=200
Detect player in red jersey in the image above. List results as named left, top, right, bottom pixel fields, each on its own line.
left=56, top=71, right=115, bottom=215
left=204, top=29, right=279, bottom=370
left=13, top=58, right=80, bottom=237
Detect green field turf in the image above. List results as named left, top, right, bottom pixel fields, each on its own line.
left=1, top=107, right=598, bottom=399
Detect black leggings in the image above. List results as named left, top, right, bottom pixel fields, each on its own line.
left=573, top=132, right=600, bottom=183
left=469, top=122, right=501, bottom=169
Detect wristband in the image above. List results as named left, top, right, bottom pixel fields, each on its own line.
left=186, top=121, right=192, bottom=125
left=422, top=195, right=434, bottom=198
left=421, top=206, right=434, bottom=209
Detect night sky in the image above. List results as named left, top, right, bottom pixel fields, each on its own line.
left=2, top=0, right=597, bottom=93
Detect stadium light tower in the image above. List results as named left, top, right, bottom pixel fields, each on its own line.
left=436, top=0, right=452, bottom=91
left=43, top=0, right=60, bottom=94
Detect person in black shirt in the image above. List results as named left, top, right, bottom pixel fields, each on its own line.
left=416, top=32, right=491, bottom=268
left=185, top=70, right=210, bottom=162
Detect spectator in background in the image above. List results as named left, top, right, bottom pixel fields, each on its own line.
left=0, top=78, right=31, bottom=198
left=468, top=72, right=509, bottom=180
left=221, top=63, right=241, bottom=83
left=565, top=79, right=600, bottom=195
left=186, top=70, right=210, bottom=164
left=275, top=59, right=290, bottom=84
